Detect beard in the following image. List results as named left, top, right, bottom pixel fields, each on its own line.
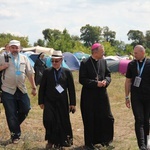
left=11, top=51, right=19, bottom=56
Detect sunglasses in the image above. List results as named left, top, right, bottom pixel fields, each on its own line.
left=51, top=59, right=62, bottom=63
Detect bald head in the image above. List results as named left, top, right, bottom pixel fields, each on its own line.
left=133, top=45, right=145, bottom=61
left=134, top=45, right=145, bottom=52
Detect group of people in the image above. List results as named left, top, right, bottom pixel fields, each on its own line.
left=0, top=40, right=149, bottom=150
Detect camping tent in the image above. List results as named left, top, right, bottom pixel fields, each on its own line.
left=106, top=60, right=120, bottom=73
left=73, top=52, right=90, bottom=61
left=22, top=46, right=54, bottom=55
left=119, top=59, right=131, bottom=74
left=63, top=52, right=80, bottom=71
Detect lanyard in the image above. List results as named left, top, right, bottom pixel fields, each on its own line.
left=54, top=68, right=62, bottom=84
left=137, top=58, right=146, bottom=77
left=10, top=54, right=20, bottom=71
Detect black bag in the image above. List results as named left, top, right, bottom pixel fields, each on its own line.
left=0, top=54, right=9, bottom=103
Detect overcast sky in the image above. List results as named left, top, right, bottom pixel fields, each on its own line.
left=0, top=0, right=150, bottom=46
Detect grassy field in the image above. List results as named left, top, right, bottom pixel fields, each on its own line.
left=0, top=71, right=139, bottom=150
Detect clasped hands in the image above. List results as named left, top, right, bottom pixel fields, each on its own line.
left=97, top=80, right=107, bottom=87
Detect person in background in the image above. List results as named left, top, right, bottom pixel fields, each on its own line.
left=34, top=52, right=47, bottom=86
left=0, top=40, right=37, bottom=144
left=1, top=43, right=10, bottom=55
left=79, top=43, right=114, bottom=150
left=125, top=45, right=150, bottom=150
left=38, top=50, right=76, bottom=150
left=128, top=52, right=134, bottom=60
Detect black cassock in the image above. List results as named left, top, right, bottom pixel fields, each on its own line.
left=38, top=67, right=76, bottom=146
left=34, top=58, right=47, bottom=86
left=79, top=57, right=114, bottom=146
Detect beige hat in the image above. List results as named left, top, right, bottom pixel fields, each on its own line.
left=9, top=40, right=20, bottom=47
left=51, top=50, right=63, bottom=58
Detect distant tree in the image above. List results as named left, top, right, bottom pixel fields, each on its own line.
left=102, top=42, right=116, bottom=56
left=145, top=30, right=150, bottom=48
left=42, top=29, right=62, bottom=48
left=72, top=41, right=90, bottom=54
left=80, top=24, right=102, bottom=47
left=112, top=40, right=126, bottom=55
left=0, top=33, right=29, bottom=47
left=56, top=29, right=74, bottom=52
left=127, top=30, right=145, bottom=47
left=34, top=39, right=45, bottom=47
left=102, top=26, right=116, bottom=46
left=125, top=44, right=134, bottom=55
left=71, top=35, right=80, bottom=41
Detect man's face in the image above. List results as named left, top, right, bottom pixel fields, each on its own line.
left=51, top=58, right=62, bottom=69
left=9, top=45, right=20, bottom=56
left=96, top=47, right=104, bottom=59
left=133, top=48, right=144, bottom=60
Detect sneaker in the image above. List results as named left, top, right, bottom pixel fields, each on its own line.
left=12, top=138, right=20, bottom=144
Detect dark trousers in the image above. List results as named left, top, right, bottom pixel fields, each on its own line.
left=2, top=88, right=30, bottom=140
left=131, top=96, right=150, bottom=148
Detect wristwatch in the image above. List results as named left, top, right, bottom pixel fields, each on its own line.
left=125, top=96, right=129, bottom=100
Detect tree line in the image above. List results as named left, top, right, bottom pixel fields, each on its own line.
left=0, top=24, right=150, bottom=56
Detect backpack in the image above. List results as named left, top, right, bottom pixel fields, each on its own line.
left=0, top=54, right=9, bottom=102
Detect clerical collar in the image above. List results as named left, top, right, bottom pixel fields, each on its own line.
left=138, top=57, right=145, bottom=63
left=53, top=67, right=61, bottom=71
left=91, top=56, right=98, bottom=61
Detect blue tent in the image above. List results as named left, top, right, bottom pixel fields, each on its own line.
left=63, top=52, right=80, bottom=70
left=73, top=52, right=90, bottom=61
left=21, top=53, right=35, bottom=67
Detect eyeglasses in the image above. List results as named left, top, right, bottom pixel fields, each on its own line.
left=51, top=59, right=62, bottom=63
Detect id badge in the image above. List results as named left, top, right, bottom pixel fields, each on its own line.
left=16, top=71, right=21, bottom=75
left=55, top=84, right=64, bottom=93
left=133, top=76, right=141, bottom=87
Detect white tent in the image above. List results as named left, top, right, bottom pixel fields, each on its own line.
left=22, top=46, right=54, bottom=55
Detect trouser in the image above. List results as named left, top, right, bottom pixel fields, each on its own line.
left=2, top=88, right=30, bottom=140
left=131, top=96, right=150, bottom=148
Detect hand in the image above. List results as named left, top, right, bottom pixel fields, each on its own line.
left=97, top=81, right=103, bottom=87
left=40, top=104, right=44, bottom=109
left=125, top=99, right=130, bottom=108
left=69, top=105, right=76, bottom=114
left=97, top=80, right=106, bottom=87
left=3, top=63, right=9, bottom=70
left=31, top=88, right=37, bottom=96
left=101, top=80, right=107, bottom=87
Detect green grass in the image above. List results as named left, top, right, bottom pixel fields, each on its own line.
left=0, top=72, right=139, bottom=150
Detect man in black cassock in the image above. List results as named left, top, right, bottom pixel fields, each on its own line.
left=79, top=43, right=114, bottom=150
left=38, top=50, right=76, bottom=149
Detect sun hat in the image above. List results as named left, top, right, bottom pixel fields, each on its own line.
left=51, top=50, right=63, bottom=59
left=9, top=40, right=20, bottom=47
left=91, top=43, right=101, bottom=50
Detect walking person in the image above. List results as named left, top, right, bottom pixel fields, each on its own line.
left=125, top=45, right=150, bottom=150
left=34, top=52, right=47, bottom=86
left=79, top=43, right=114, bottom=150
left=0, top=40, right=37, bottom=144
left=38, top=50, right=76, bottom=149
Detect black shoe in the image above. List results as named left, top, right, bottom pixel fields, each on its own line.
left=140, top=145, right=147, bottom=150
left=85, top=145, right=99, bottom=150
left=101, top=142, right=109, bottom=146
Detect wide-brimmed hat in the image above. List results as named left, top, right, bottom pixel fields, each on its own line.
left=9, top=40, right=20, bottom=47
left=51, top=50, right=63, bottom=59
